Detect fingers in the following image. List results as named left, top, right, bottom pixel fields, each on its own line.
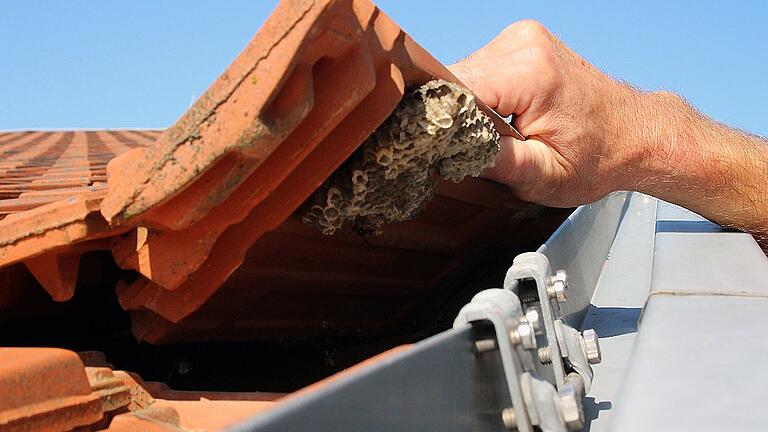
left=447, top=62, right=501, bottom=114
left=451, top=20, right=626, bottom=207
left=451, top=20, right=574, bottom=202
left=449, top=27, right=560, bottom=122
left=483, top=135, right=570, bottom=205
left=483, top=136, right=539, bottom=191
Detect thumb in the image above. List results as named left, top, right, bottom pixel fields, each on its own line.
left=483, top=136, right=557, bottom=200
left=448, top=62, right=501, bottom=113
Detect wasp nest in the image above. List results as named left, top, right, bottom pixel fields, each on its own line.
left=303, top=79, right=500, bottom=235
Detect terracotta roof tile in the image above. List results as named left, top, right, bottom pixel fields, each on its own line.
left=0, top=0, right=566, bottom=343
left=96, top=0, right=519, bottom=328
left=0, top=131, right=158, bottom=219
left=0, top=130, right=158, bottom=300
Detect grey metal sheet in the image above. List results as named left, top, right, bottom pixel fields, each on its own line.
left=567, top=194, right=768, bottom=431
left=580, top=193, right=657, bottom=432
left=655, top=200, right=708, bottom=221
left=540, top=192, right=630, bottom=327
left=651, top=231, right=768, bottom=296
left=610, top=295, right=768, bottom=431
left=227, top=327, right=512, bottom=432
left=610, top=198, right=768, bottom=431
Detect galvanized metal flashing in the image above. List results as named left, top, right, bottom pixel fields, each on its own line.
left=609, top=202, right=768, bottom=431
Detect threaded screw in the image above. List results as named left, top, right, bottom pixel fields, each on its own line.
left=502, top=407, right=517, bottom=430
left=474, top=339, right=497, bottom=353
left=538, top=346, right=552, bottom=364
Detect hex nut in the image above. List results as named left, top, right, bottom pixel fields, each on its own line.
left=548, top=270, right=567, bottom=303
left=555, top=269, right=567, bottom=286
left=501, top=407, right=517, bottom=430
left=525, top=307, right=542, bottom=333
left=558, top=384, right=584, bottom=431
left=582, top=329, right=601, bottom=364
left=511, top=321, right=537, bottom=350
left=549, top=280, right=567, bottom=303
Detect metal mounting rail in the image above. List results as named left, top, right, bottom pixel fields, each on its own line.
left=228, top=193, right=630, bottom=432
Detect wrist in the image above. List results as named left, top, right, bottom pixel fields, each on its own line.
left=616, top=90, right=716, bottom=200
left=598, top=85, right=663, bottom=194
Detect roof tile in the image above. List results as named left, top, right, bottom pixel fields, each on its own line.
left=0, top=0, right=564, bottom=344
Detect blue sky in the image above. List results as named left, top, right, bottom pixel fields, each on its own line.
left=1, top=1, right=766, bottom=136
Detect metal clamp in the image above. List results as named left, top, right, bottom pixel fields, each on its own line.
left=503, top=252, right=602, bottom=419
left=504, top=253, right=602, bottom=387
left=454, top=289, right=533, bottom=431
left=559, top=322, right=602, bottom=391
left=504, top=253, right=570, bottom=388
left=454, top=288, right=580, bottom=432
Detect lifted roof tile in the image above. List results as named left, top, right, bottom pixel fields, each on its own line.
left=0, top=0, right=566, bottom=344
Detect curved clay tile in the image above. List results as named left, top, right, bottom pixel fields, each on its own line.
left=0, top=0, right=565, bottom=344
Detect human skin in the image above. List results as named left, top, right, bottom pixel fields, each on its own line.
left=449, top=20, right=768, bottom=246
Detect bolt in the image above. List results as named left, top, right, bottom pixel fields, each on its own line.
left=555, top=269, right=567, bottom=286
left=538, top=346, right=552, bottom=364
left=474, top=338, right=497, bottom=353
left=547, top=270, right=567, bottom=303
left=525, top=307, right=542, bottom=334
left=510, top=321, right=537, bottom=350
left=582, top=329, right=601, bottom=364
left=501, top=407, right=517, bottom=430
left=557, top=382, right=584, bottom=431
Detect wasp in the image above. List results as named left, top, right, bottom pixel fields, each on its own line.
left=352, top=220, right=383, bottom=249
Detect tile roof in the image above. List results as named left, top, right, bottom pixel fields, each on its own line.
left=0, top=131, right=160, bottom=301
left=0, top=130, right=158, bottom=215
left=0, top=0, right=567, bottom=344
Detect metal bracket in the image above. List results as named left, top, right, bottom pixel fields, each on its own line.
left=454, top=288, right=584, bottom=432
left=454, top=289, right=533, bottom=431
left=503, top=252, right=602, bottom=408
left=520, top=372, right=567, bottom=432
left=504, top=252, right=569, bottom=388
left=557, top=320, right=595, bottom=392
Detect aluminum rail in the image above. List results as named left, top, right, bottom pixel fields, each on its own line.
left=229, top=326, right=514, bottom=432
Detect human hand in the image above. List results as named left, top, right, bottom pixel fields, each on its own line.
left=450, top=20, right=649, bottom=207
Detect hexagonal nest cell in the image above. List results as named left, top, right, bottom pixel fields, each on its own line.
left=303, top=79, right=501, bottom=235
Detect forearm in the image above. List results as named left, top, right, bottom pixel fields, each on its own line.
left=627, top=91, right=768, bottom=242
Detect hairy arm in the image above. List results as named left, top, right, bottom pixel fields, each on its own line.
left=450, top=20, right=768, bottom=245
left=630, top=91, right=768, bottom=242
